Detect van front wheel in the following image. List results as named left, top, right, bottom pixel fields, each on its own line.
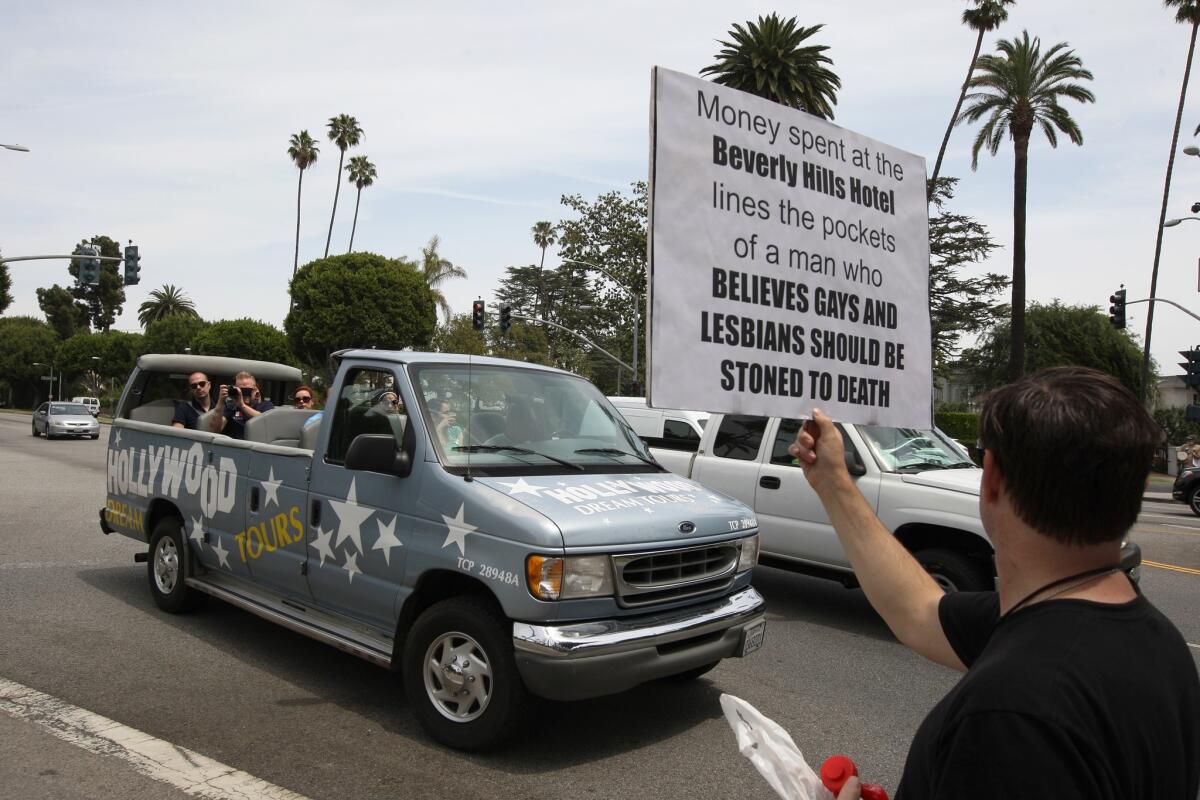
left=915, top=547, right=992, bottom=593
left=403, top=596, right=527, bottom=751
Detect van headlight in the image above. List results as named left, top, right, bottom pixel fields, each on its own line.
left=737, top=534, right=759, bottom=572
left=526, top=554, right=614, bottom=600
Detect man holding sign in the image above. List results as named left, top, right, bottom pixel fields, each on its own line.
left=789, top=367, right=1199, bottom=798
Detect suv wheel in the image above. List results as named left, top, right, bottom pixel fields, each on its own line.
left=1187, top=486, right=1200, bottom=517
left=915, top=547, right=992, bottom=593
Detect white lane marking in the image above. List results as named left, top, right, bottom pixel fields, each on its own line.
left=1189, top=643, right=1200, bottom=650
left=0, top=677, right=311, bottom=800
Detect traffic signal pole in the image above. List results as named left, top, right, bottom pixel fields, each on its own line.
left=1125, top=296, right=1200, bottom=325
left=511, top=312, right=634, bottom=372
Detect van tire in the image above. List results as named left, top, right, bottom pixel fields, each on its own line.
left=148, top=517, right=201, bottom=614
left=403, top=596, right=527, bottom=751
left=915, top=547, right=992, bottom=593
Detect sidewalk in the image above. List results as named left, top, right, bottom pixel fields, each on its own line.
left=1145, top=474, right=1177, bottom=505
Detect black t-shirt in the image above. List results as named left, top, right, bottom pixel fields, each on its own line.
left=897, top=587, right=1200, bottom=799
left=222, top=399, right=275, bottom=440
left=171, top=398, right=210, bottom=430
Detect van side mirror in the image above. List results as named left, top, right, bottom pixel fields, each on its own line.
left=845, top=450, right=867, bottom=477
left=345, top=434, right=413, bottom=477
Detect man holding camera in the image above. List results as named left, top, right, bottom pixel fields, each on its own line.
left=209, top=370, right=274, bottom=439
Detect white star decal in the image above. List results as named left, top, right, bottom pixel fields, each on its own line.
left=112, top=430, right=122, bottom=448
left=260, top=467, right=282, bottom=509
left=500, top=478, right=543, bottom=496
left=188, top=514, right=206, bottom=545
left=642, top=507, right=655, bottom=515
left=342, top=551, right=361, bottom=583
left=328, top=478, right=373, bottom=553
left=441, top=503, right=477, bottom=557
left=309, top=527, right=336, bottom=566
left=372, top=516, right=403, bottom=565
left=211, top=536, right=230, bottom=568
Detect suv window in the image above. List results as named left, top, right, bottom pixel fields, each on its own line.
left=771, top=419, right=863, bottom=470
left=712, top=415, right=767, bottom=461
left=326, top=367, right=406, bottom=465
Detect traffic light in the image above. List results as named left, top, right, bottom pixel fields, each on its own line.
left=123, top=244, right=141, bottom=285
left=1180, top=349, right=1200, bottom=389
left=499, top=305, right=512, bottom=334
left=1108, top=287, right=1126, bottom=329
left=78, top=245, right=101, bottom=286
left=471, top=299, right=485, bottom=331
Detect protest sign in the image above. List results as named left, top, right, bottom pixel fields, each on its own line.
left=647, top=67, right=931, bottom=427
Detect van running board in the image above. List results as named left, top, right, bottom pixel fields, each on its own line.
left=185, top=575, right=394, bottom=668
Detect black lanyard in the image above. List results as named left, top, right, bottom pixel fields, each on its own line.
left=1003, top=563, right=1122, bottom=619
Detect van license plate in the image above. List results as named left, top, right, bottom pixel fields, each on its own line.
left=739, top=619, right=765, bottom=656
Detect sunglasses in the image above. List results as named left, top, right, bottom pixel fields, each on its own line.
left=190, top=380, right=209, bottom=389
left=295, top=395, right=312, bottom=403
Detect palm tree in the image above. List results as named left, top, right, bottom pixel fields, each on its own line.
left=1142, top=0, right=1200, bottom=399
left=531, top=221, right=555, bottom=313
left=287, top=131, right=319, bottom=282
left=345, top=156, right=377, bottom=253
left=928, top=0, right=1016, bottom=197
left=137, top=284, right=199, bottom=328
left=324, top=114, right=363, bottom=258
left=700, top=14, right=841, bottom=119
left=959, top=31, right=1095, bottom=380
left=420, top=235, right=468, bottom=322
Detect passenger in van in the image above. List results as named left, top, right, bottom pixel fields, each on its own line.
left=211, top=370, right=274, bottom=439
left=172, top=371, right=213, bottom=430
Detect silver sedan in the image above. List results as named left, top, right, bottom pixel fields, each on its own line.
left=32, top=402, right=101, bottom=439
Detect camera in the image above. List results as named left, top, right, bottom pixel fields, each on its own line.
left=224, top=384, right=242, bottom=408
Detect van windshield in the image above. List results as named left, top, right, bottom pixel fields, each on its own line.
left=411, top=364, right=660, bottom=475
left=855, top=426, right=976, bottom=472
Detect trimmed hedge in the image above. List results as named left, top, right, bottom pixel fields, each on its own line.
left=935, top=411, right=978, bottom=444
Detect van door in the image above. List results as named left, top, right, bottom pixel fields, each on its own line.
left=753, top=418, right=874, bottom=567
left=687, top=414, right=768, bottom=509
left=306, top=364, right=419, bottom=632
left=243, top=451, right=312, bottom=601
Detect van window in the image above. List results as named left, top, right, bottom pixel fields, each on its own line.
left=771, top=419, right=862, bottom=470
left=326, top=368, right=406, bottom=465
left=712, top=415, right=767, bottom=461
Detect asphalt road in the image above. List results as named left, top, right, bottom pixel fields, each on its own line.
left=0, top=412, right=1196, bottom=799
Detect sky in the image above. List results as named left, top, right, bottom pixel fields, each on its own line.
left=2, top=1, right=1199, bottom=378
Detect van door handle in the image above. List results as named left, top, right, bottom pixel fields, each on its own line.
left=310, top=499, right=321, bottom=527
left=249, top=487, right=260, bottom=512
left=759, top=476, right=781, bottom=490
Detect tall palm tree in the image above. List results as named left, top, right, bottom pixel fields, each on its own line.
left=959, top=31, right=1095, bottom=380
left=324, top=114, right=363, bottom=258
left=531, top=221, right=555, bottom=313
left=345, top=155, right=377, bottom=254
left=137, top=284, right=199, bottom=328
left=420, top=235, right=468, bottom=322
left=928, top=0, right=1016, bottom=197
left=700, top=14, right=841, bottom=118
left=1142, top=0, right=1200, bottom=399
left=287, top=131, right=319, bottom=282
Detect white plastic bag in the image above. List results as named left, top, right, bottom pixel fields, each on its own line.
left=720, top=693, right=835, bottom=800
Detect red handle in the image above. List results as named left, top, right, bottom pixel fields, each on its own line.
left=819, top=755, right=889, bottom=800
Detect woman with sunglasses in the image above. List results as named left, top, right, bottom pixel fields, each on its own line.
left=171, top=371, right=213, bottom=430
left=293, top=385, right=316, bottom=409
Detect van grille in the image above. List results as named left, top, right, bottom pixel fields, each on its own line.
left=612, top=544, right=738, bottom=607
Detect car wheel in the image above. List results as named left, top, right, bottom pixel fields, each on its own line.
left=662, top=661, right=720, bottom=682
left=147, top=517, right=202, bottom=614
left=90, top=435, right=100, bottom=440
left=31, top=423, right=38, bottom=437
left=1186, top=486, right=1200, bottom=517
left=915, top=547, right=992, bottom=593
left=403, top=596, right=528, bottom=751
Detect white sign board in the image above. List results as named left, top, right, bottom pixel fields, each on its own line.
left=647, top=67, right=932, bottom=427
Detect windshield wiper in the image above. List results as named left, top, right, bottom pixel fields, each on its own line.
left=895, top=460, right=971, bottom=473
left=453, top=444, right=584, bottom=471
left=574, top=447, right=661, bottom=468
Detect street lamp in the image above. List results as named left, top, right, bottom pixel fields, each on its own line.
left=1184, top=146, right=1200, bottom=157
left=0, top=143, right=29, bottom=152
left=561, top=258, right=643, bottom=395
left=1164, top=217, right=1200, bottom=227
left=32, top=361, right=58, bottom=402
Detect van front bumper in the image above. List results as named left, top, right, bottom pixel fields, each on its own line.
left=512, top=586, right=765, bottom=701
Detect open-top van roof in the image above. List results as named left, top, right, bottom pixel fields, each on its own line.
left=135, top=354, right=302, bottom=383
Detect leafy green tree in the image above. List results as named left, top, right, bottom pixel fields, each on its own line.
left=959, top=302, right=1149, bottom=396
left=700, top=14, right=841, bottom=119
left=1144, top=0, right=1200, bottom=399
left=928, top=177, right=1009, bottom=371
left=345, top=155, right=377, bottom=253
left=420, top=235, right=468, bottom=322
left=286, top=252, right=437, bottom=368
left=67, top=235, right=127, bottom=331
left=56, top=330, right=144, bottom=398
left=137, top=284, right=199, bottom=328
left=193, top=319, right=292, bottom=364
left=288, top=131, right=320, bottom=283
left=430, top=313, right=488, bottom=356
left=929, top=0, right=1016, bottom=194
left=37, top=284, right=90, bottom=339
left=324, top=114, right=363, bottom=258
left=143, top=314, right=210, bottom=355
left=0, top=316, right=59, bottom=407
left=492, top=321, right=553, bottom=366
left=959, top=31, right=1095, bottom=380
left=1153, top=406, right=1200, bottom=446
left=0, top=249, right=12, bottom=314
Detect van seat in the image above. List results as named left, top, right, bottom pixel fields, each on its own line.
left=128, top=399, right=179, bottom=426
left=244, top=408, right=320, bottom=448
left=299, top=414, right=323, bottom=451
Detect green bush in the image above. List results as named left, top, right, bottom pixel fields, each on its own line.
left=935, top=411, right=978, bottom=444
